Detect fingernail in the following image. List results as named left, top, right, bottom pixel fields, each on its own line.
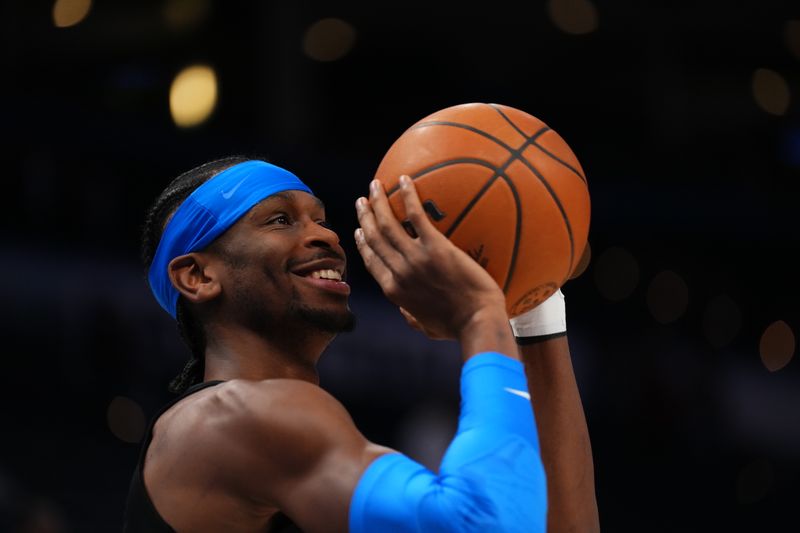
left=370, top=180, right=380, bottom=195
left=400, top=175, right=410, bottom=187
left=354, top=228, right=363, bottom=242
left=356, top=197, right=365, bottom=209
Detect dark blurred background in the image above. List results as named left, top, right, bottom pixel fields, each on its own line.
left=2, top=0, right=799, bottom=531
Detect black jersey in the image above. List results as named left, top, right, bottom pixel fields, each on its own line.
left=122, top=380, right=301, bottom=532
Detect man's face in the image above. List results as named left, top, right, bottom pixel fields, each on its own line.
left=209, top=190, right=354, bottom=335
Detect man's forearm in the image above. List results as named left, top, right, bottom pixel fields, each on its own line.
left=458, top=305, right=520, bottom=363
left=520, top=335, right=600, bottom=533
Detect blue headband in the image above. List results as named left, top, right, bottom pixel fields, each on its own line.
left=148, top=160, right=314, bottom=318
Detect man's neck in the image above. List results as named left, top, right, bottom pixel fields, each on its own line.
left=202, top=324, right=331, bottom=384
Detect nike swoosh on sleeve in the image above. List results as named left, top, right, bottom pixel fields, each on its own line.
left=503, top=387, right=531, bottom=400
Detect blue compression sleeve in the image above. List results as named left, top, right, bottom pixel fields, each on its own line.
left=349, top=352, right=546, bottom=532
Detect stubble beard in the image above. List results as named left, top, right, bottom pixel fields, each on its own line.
left=235, top=283, right=356, bottom=335
left=287, top=288, right=356, bottom=334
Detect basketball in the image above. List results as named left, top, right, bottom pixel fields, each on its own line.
left=373, top=102, right=591, bottom=317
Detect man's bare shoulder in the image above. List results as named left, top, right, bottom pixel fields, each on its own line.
left=160, top=379, right=352, bottom=441
left=145, top=378, right=370, bottom=515
left=147, top=378, right=393, bottom=531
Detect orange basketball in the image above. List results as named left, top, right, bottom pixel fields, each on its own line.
left=374, top=102, right=591, bottom=317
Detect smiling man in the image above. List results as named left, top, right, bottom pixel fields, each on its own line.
left=122, top=157, right=597, bottom=532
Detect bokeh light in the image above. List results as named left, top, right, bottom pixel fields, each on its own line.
left=646, top=270, right=689, bottom=324
left=752, top=68, right=790, bottom=116
left=569, top=241, right=592, bottom=280
left=162, top=0, right=211, bottom=32
left=18, top=499, right=67, bottom=533
left=736, top=458, right=773, bottom=504
left=52, top=0, right=92, bottom=28
left=547, top=0, right=598, bottom=36
left=703, top=294, right=742, bottom=349
left=107, top=396, right=146, bottom=444
left=303, top=18, right=357, bottom=62
left=785, top=20, right=800, bottom=60
left=594, top=246, right=639, bottom=301
left=169, top=65, right=218, bottom=128
left=759, top=320, right=795, bottom=372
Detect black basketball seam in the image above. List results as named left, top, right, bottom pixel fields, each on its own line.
left=480, top=107, right=577, bottom=279
left=488, top=136, right=536, bottom=293
left=489, top=104, right=586, bottom=182
left=531, top=141, right=587, bottom=183
left=410, top=120, right=550, bottom=154
left=385, top=157, right=493, bottom=197
left=386, top=158, right=502, bottom=241
left=417, top=142, right=529, bottom=292
left=444, top=175, right=500, bottom=238
left=443, top=134, right=536, bottom=239
left=516, top=156, right=575, bottom=278
left=489, top=104, right=544, bottom=141
left=496, top=174, right=523, bottom=294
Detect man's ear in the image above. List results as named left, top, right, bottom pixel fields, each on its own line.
left=167, top=253, right=222, bottom=305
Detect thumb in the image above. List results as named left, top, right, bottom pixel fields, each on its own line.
left=399, top=307, right=423, bottom=332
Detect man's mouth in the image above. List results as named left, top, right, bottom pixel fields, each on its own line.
left=306, top=269, right=343, bottom=281
left=290, top=257, right=347, bottom=282
left=290, top=259, right=350, bottom=295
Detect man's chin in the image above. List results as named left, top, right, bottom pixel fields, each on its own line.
left=294, top=305, right=356, bottom=334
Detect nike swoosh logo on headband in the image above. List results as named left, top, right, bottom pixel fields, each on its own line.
left=221, top=178, right=247, bottom=199
left=504, top=387, right=531, bottom=401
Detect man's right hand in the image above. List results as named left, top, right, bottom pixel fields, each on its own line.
left=354, top=175, right=517, bottom=359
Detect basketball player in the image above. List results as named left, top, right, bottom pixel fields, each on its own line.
left=123, top=157, right=599, bottom=532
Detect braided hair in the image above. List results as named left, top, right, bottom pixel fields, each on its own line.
left=141, top=156, right=250, bottom=394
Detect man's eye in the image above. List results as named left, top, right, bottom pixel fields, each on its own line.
left=318, top=220, right=333, bottom=229
left=269, top=215, right=291, bottom=225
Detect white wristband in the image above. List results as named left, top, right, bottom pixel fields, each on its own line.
left=509, top=288, right=566, bottom=339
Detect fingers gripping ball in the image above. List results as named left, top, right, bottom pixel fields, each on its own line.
left=374, top=103, right=591, bottom=317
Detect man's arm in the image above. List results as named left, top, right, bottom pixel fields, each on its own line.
left=400, top=296, right=601, bottom=533
left=520, top=335, right=600, bottom=533
left=211, top=353, right=543, bottom=532
left=510, top=289, right=599, bottom=532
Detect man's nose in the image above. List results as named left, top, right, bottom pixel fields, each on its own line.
left=303, top=220, right=340, bottom=249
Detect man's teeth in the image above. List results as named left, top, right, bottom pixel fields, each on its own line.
left=309, top=269, right=342, bottom=281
